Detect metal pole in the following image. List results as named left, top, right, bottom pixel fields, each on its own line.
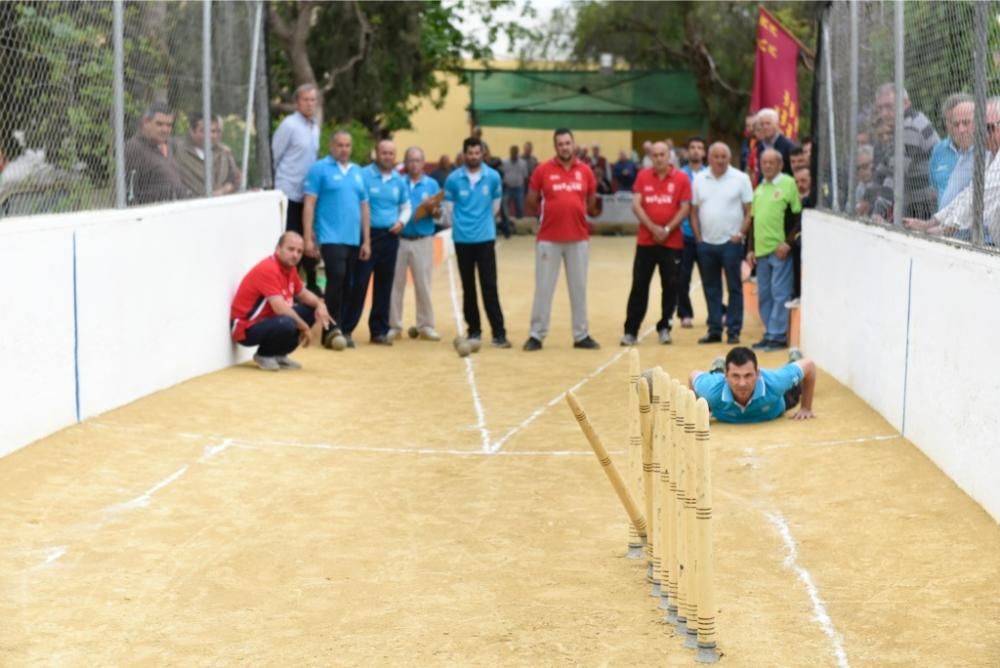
left=971, top=1, right=988, bottom=246
left=892, top=0, right=904, bottom=228
left=846, top=0, right=858, bottom=215
left=112, top=0, right=126, bottom=208
left=202, top=0, right=213, bottom=196
left=823, top=24, right=839, bottom=211
left=241, top=0, right=263, bottom=192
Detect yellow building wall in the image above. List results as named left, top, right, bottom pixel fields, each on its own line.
left=392, top=73, right=636, bottom=164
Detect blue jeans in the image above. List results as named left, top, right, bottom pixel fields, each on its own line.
left=240, top=303, right=315, bottom=356
left=756, top=251, right=793, bottom=342
left=503, top=185, right=524, bottom=218
left=697, top=241, right=743, bottom=337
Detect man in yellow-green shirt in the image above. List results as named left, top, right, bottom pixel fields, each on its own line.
left=747, top=149, right=801, bottom=352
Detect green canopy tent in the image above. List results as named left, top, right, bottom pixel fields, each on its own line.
left=466, top=69, right=708, bottom=132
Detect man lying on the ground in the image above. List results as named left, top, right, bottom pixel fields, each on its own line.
left=230, top=231, right=333, bottom=371
left=688, top=346, right=816, bottom=422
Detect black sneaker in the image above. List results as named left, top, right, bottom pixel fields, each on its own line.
left=573, top=336, right=601, bottom=350
left=750, top=338, right=771, bottom=350
left=345, top=334, right=356, bottom=348
left=763, top=340, right=788, bottom=352
left=491, top=336, right=512, bottom=349
left=522, top=337, right=543, bottom=351
left=698, top=334, right=722, bottom=344
left=726, top=333, right=740, bottom=344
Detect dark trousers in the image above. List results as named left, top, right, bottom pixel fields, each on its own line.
left=697, top=241, right=744, bottom=337
left=676, top=235, right=699, bottom=319
left=320, top=243, right=358, bottom=330
left=286, top=200, right=319, bottom=290
left=455, top=240, right=506, bottom=339
left=623, top=245, right=681, bottom=337
left=343, top=228, right=399, bottom=338
left=240, top=304, right=315, bottom=357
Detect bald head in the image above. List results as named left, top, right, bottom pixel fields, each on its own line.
left=650, top=141, right=672, bottom=173
left=376, top=139, right=396, bottom=172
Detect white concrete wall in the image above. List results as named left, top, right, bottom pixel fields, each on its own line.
left=1, top=192, right=285, bottom=457
left=803, top=210, right=1000, bottom=522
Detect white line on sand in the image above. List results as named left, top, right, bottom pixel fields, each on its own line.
left=445, top=252, right=491, bottom=451
left=110, top=465, right=190, bottom=511
left=228, top=439, right=616, bottom=457
left=766, top=512, right=851, bottom=668
left=486, top=325, right=655, bottom=454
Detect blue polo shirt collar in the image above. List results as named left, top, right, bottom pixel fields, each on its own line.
left=720, top=377, right=767, bottom=411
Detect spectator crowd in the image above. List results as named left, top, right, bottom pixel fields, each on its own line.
left=229, top=81, right=821, bottom=370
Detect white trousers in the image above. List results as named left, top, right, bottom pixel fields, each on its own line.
left=529, top=240, right=590, bottom=341
left=390, top=237, right=435, bottom=331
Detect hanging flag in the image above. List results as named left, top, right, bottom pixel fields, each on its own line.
left=750, top=7, right=800, bottom=141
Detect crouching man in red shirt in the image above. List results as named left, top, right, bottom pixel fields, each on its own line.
left=230, top=231, right=333, bottom=370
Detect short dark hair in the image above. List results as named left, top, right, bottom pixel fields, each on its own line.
left=686, top=136, right=706, bottom=150
left=789, top=144, right=806, bottom=157
left=142, top=101, right=173, bottom=120
left=725, top=346, right=758, bottom=371
left=463, top=137, right=483, bottom=153
left=553, top=128, right=574, bottom=140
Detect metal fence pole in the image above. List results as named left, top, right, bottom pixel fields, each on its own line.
left=202, top=0, right=213, bottom=197
left=241, top=0, right=263, bottom=192
left=823, top=23, right=839, bottom=211
left=846, top=0, right=858, bottom=215
left=112, top=0, right=126, bottom=208
left=971, top=1, right=988, bottom=246
left=892, top=0, right=904, bottom=228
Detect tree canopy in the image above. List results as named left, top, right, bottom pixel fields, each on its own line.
left=518, top=1, right=819, bottom=144
left=268, top=0, right=533, bottom=136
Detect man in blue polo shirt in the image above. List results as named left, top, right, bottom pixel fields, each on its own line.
left=444, top=137, right=511, bottom=348
left=342, top=139, right=411, bottom=345
left=303, top=129, right=370, bottom=349
left=389, top=146, right=442, bottom=341
left=688, top=346, right=817, bottom=423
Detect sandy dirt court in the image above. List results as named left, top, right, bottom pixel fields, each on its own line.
left=2, top=236, right=998, bottom=667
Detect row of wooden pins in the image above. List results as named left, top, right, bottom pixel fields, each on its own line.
left=564, top=348, right=720, bottom=664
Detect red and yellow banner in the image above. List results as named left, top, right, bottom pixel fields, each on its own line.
left=750, top=7, right=800, bottom=141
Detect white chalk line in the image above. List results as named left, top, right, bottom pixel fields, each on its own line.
left=487, top=325, right=657, bottom=454
left=445, top=251, right=491, bottom=452
left=23, top=439, right=233, bottom=572
left=766, top=512, right=851, bottom=668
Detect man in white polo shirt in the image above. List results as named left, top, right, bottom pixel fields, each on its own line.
left=690, top=142, right=753, bottom=345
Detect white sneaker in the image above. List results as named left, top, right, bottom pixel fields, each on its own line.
left=658, top=328, right=672, bottom=345
left=253, top=354, right=280, bottom=371
left=620, top=333, right=638, bottom=346
left=275, top=355, right=302, bottom=369
left=418, top=327, right=441, bottom=341
left=784, top=298, right=801, bottom=309
left=387, top=327, right=402, bottom=340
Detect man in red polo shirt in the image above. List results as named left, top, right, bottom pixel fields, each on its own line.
left=230, top=231, right=333, bottom=370
left=522, top=127, right=601, bottom=351
left=621, top=141, right=691, bottom=346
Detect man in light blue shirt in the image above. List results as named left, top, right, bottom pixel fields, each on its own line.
left=390, top=146, right=442, bottom=341
left=929, top=94, right=974, bottom=210
left=342, top=139, right=411, bottom=345
left=272, top=84, right=321, bottom=293
left=689, top=346, right=817, bottom=423
left=679, top=136, right=708, bottom=328
left=444, top=137, right=510, bottom=348
left=303, top=129, right=370, bottom=349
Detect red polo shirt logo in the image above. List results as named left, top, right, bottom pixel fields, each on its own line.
left=529, top=157, right=597, bottom=242
left=634, top=166, right=692, bottom=249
